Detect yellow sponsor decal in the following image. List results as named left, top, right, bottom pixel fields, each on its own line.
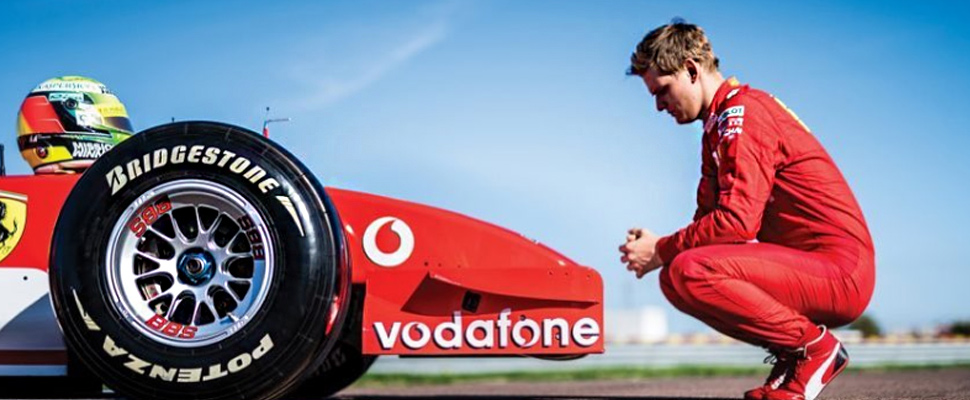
left=0, top=191, right=27, bottom=263
left=96, top=103, right=128, bottom=118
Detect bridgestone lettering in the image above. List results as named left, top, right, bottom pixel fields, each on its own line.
left=105, top=145, right=281, bottom=195
left=101, top=333, right=274, bottom=383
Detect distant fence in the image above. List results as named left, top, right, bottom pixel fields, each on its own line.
left=369, top=342, right=970, bottom=375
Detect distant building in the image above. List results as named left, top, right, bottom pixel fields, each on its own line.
left=832, top=329, right=863, bottom=344
left=605, top=306, right=668, bottom=343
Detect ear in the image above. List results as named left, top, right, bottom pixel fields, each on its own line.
left=684, top=59, right=699, bottom=83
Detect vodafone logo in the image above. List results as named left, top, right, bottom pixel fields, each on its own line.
left=362, top=217, right=414, bottom=267
left=373, top=309, right=601, bottom=350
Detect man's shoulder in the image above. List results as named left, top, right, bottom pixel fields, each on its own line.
left=709, top=86, right=782, bottom=142
left=713, top=86, right=782, bottom=127
left=718, top=85, right=775, bottom=111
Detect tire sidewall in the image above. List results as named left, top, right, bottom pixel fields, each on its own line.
left=291, top=286, right=375, bottom=398
left=50, top=122, right=344, bottom=399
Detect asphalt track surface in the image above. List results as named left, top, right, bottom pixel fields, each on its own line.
left=2, top=369, right=969, bottom=399
left=338, top=369, right=970, bottom=400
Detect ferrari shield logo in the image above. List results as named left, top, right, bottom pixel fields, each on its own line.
left=0, top=191, right=27, bottom=262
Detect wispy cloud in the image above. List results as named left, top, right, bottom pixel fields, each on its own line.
left=284, top=3, right=457, bottom=110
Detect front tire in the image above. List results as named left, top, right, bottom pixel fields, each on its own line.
left=49, top=121, right=348, bottom=400
left=288, top=286, right=377, bottom=399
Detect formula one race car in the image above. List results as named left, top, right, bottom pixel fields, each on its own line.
left=0, top=121, right=604, bottom=399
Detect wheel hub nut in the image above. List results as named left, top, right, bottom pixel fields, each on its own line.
left=177, top=248, right=216, bottom=286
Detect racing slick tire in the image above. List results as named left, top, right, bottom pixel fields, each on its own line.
left=288, top=286, right=377, bottom=398
left=49, top=121, right=350, bottom=400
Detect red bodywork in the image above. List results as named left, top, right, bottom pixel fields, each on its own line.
left=0, top=174, right=603, bottom=361
left=0, top=175, right=78, bottom=274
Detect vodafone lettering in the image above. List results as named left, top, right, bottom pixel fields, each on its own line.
left=373, top=309, right=600, bottom=350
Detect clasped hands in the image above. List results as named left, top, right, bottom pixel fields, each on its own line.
left=619, top=228, right=664, bottom=279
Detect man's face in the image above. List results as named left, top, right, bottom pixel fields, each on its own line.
left=641, top=68, right=703, bottom=125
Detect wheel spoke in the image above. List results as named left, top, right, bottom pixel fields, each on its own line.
left=225, top=232, right=247, bottom=254
left=223, top=282, right=242, bottom=302
left=134, top=251, right=177, bottom=281
left=207, top=274, right=242, bottom=302
left=171, top=206, right=203, bottom=246
left=134, top=250, right=166, bottom=266
left=165, top=293, right=183, bottom=320
left=190, top=297, right=204, bottom=325
left=199, top=213, right=220, bottom=250
left=202, top=213, right=222, bottom=236
left=135, top=269, right=171, bottom=283
left=148, top=224, right=173, bottom=241
left=226, top=230, right=240, bottom=250
left=211, top=232, right=251, bottom=270
left=168, top=209, right=190, bottom=246
left=194, top=206, right=204, bottom=237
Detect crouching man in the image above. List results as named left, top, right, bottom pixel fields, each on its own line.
left=619, top=21, right=875, bottom=400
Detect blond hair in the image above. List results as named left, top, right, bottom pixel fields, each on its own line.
left=627, top=21, right=719, bottom=76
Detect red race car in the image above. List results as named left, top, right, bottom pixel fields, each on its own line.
left=0, top=121, right=604, bottom=399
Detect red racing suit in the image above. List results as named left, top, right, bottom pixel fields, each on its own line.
left=655, top=77, right=875, bottom=349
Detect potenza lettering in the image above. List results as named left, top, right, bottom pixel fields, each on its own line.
left=101, top=333, right=274, bottom=383
left=373, top=309, right=601, bottom=350
left=105, top=145, right=280, bottom=195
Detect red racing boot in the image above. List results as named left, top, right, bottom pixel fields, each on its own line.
left=765, top=326, right=849, bottom=400
left=744, top=350, right=795, bottom=400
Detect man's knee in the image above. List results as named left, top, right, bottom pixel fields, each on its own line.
left=660, top=266, right=709, bottom=320
left=662, top=248, right=727, bottom=312
left=659, top=267, right=688, bottom=310
left=666, top=247, right=721, bottom=286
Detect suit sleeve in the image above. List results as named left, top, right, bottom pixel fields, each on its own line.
left=657, top=99, right=783, bottom=264
left=692, top=134, right=718, bottom=221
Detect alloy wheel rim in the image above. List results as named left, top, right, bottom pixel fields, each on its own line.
left=105, top=179, right=275, bottom=347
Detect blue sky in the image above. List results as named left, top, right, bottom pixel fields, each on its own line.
left=1, top=0, right=968, bottom=333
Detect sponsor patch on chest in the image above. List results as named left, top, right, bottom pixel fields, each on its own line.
left=717, top=106, right=745, bottom=141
